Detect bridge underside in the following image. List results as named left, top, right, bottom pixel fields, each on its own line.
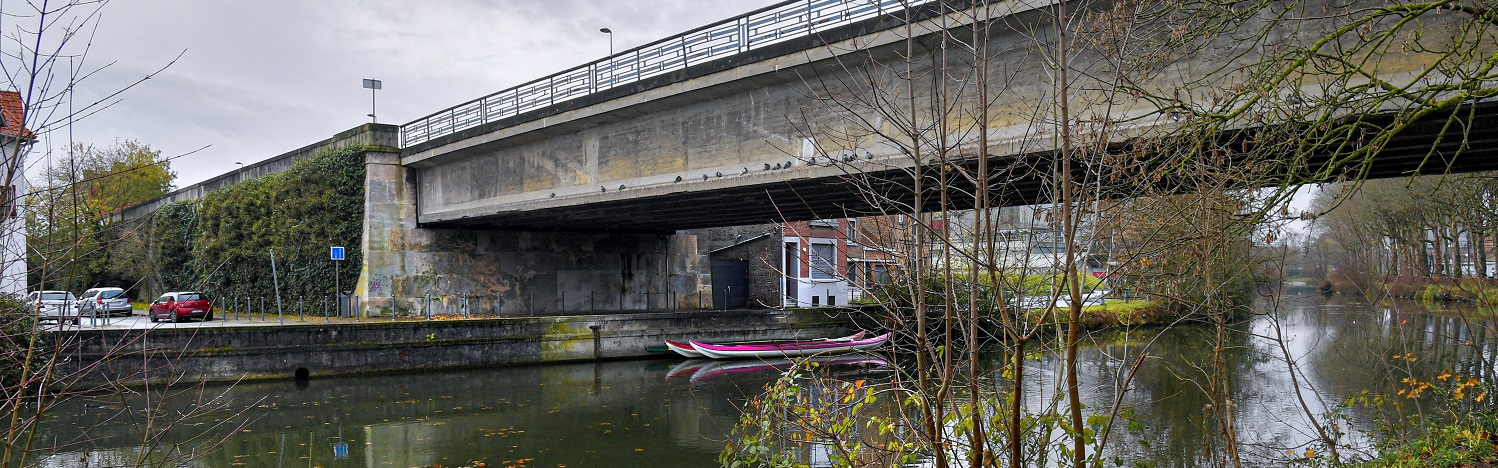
left=423, top=101, right=1498, bottom=233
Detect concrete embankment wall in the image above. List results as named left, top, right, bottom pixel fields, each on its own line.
left=63, top=309, right=856, bottom=386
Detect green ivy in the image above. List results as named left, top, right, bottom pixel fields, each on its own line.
left=107, top=145, right=365, bottom=302
left=152, top=199, right=200, bottom=292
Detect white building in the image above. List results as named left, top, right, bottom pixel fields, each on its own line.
left=0, top=91, right=30, bottom=296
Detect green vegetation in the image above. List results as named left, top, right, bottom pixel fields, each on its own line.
left=0, top=298, right=39, bottom=393
left=26, top=141, right=175, bottom=292
left=107, top=145, right=365, bottom=300
left=1359, top=422, right=1498, bottom=468
left=1351, top=363, right=1498, bottom=468
left=1405, top=281, right=1498, bottom=307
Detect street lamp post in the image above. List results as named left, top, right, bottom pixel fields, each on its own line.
left=600, top=28, right=613, bottom=56
left=362, top=78, right=382, bottom=123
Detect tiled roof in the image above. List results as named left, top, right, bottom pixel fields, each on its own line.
left=0, top=91, right=31, bottom=139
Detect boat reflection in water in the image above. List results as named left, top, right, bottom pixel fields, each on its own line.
left=667, top=354, right=892, bottom=383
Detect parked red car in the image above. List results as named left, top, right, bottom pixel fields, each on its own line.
left=148, top=291, right=214, bottom=322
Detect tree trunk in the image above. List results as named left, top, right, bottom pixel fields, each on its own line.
left=1478, top=223, right=1489, bottom=279
left=1450, top=222, right=1463, bottom=278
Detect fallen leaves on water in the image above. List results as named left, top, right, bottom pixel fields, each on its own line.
left=481, top=427, right=524, bottom=437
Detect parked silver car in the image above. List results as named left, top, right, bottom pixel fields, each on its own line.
left=27, top=290, right=78, bottom=325
left=78, top=287, right=132, bottom=317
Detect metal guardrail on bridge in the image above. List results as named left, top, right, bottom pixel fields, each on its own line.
left=400, top=0, right=937, bottom=147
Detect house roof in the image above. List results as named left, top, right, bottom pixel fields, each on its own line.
left=0, top=91, right=32, bottom=140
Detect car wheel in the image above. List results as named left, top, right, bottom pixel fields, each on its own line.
left=150, top=314, right=158, bottom=323
left=203, top=312, right=213, bottom=322
left=72, top=317, right=80, bottom=325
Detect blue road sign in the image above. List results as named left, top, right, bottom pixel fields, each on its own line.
left=330, top=246, right=346, bottom=261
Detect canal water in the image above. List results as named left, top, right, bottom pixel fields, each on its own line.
left=26, top=295, right=1498, bottom=467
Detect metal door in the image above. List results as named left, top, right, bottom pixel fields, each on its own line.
left=711, top=259, right=750, bottom=309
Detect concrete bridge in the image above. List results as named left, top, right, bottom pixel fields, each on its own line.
left=117, top=0, right=1498, bottom=316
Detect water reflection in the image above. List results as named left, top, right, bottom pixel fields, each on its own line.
left=33, top=358, right=838, bottom=467
left=1015, top=295, right=1498, bottom=467
left=26, top=296, right=1498, bottom=467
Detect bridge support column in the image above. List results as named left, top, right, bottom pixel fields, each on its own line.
left=357, top=152, right=713, bottom=317
left=668, top=233, right=710, bottom=310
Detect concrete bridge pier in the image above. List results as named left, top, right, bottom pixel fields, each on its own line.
left=356, top=133, right=712, bottom=317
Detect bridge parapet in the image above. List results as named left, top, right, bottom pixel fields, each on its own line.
left=400, top=0, right=942, bottom=148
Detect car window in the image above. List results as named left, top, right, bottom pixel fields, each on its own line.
left=40, top=292, right=72, bottom=301
left=100, top=290, right=124, bottom=299
left=157, top=295, right=172, bottom=302
left=179, top=293, right=208, bottom=301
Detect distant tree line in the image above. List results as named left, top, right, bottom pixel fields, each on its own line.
left=26, top=140, right=175, bottom=293
left=1310, top=174, right=1498, bottom=295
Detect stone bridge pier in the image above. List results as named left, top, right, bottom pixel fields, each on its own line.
left=356, top=136, right=710, bottom=317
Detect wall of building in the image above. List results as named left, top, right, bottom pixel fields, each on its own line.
left=783, top=220, right=850, bottom=307
left=0, top=138, right=24, bottom=295
left=694, top=224, right=781, bottom=309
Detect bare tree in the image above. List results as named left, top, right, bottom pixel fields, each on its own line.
left=0, top=2, right=247, bottom=466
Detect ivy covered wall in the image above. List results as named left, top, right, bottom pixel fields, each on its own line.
left=111, top=145, right=365, bottom=301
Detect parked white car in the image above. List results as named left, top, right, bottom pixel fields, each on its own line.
left=78, top=287, right=132, bottom=317
left=27, top=290, right=78, bottom=325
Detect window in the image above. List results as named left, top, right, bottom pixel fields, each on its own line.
left=3, top=185, right=16, bottom=219
left=874, top=264, right=890, bottom=283
left=847, top=219, right=859, bottom=244
left=809, top=219, right=839, bottom=228
left=810, top=242, right=837, bottom=279
left=100, top=290, right=124, bottom=299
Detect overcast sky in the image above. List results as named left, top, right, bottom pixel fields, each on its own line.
left=6, top=0, right=781, bottom=187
